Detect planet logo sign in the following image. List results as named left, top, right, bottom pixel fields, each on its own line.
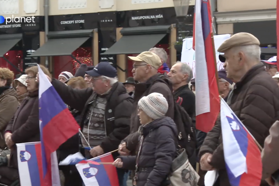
left=0, top=15, right=35, bottom=24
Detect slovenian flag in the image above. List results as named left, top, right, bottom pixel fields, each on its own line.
left=38, top=65, right=80, bottom=185
left=220, top=98, right=262, bottom=186
left=194, top=0, right=220, bottom=132
left=17, top=142, right=60, bottom=186
left=76, top=152, right=119, bottom=186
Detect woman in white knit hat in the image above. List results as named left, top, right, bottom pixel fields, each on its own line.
left=58, top=71, right=73, bottom=84
left=14, top=74, right=28, bottom=103
left=113, top=92, right=177, bottom=186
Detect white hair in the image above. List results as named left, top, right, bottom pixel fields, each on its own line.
left=219, top=78, right=233, bottom=90
left=101, top=76, right=118, bottom=85
left=149, top=47, right=168, bottom=64
left=233, top=45, right=261, bottom=62
left=176, top=61, right=193, bottom=83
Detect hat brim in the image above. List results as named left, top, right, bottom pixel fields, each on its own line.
left=262, top=61, right=277, bottom=65
left=85, top=70, right=100, bottom=77
left=219, top=55, right=226, bottom=63
left=123, top=82, right=135, bottom=85
left=128, top=56, right=143, bottom=62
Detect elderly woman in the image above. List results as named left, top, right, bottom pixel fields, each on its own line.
left=113, top=92, right=177, bottom=186
left=0, top=65, right=51, bottom=185
left=14, top=74, right=28, bottom=103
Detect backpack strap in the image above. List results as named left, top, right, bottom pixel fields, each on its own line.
left=176, top=96, right=183, bottom=106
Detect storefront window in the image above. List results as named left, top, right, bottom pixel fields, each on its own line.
left=126, top=44, right=170, bottom=78
left=53, top=47, right=93, bottom=78
left=0, top=50, right=23, bottom=76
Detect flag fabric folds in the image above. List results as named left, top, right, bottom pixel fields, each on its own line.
left=194, top=0, right=220, bottom=132
left=76, top=153, right=119, bottom=186
left=220, top=99, right=262, bottom=186
left=38, top=64, right=80, bottom=185
left=17, top=142, right=60, bottom=186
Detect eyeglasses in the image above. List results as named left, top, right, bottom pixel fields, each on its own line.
left=26, top=76, right=36, bottom=80
left=133, top=63, right=147, bottom=69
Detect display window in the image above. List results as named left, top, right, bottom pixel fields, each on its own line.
left=0, top=50, right=23, bottom=76
left=53, top=41, right=93, bottom=79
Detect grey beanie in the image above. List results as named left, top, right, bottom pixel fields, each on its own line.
left=138, top=92, right=168, bottom=120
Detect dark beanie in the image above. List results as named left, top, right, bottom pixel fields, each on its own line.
left=75, top=64, right=88, bottom=77
left=218, top=69, right=233, bottom=84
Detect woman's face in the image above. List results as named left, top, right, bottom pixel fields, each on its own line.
left=16, top=82, right=28, bottom=96
left=138, top=108, right=152, bottom=125
left=26, top=72, right=38, bottom=92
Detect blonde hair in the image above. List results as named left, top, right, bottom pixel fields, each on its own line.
left=67, top=77, right=87, bottom=89
left=25, top=65, right=52, bottom=78
left=0, top=68, right=14, bottom=86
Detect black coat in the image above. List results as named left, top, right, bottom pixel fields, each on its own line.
left=121, top=117, right=177, bottom=186
left=173, top=84, right=195, bottom=118
left=52, top=79, right=133, bottom=154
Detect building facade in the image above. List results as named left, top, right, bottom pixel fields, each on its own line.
left=0, top=0, right=195, bottom=81
left=215, top=0, right=277, bottom=60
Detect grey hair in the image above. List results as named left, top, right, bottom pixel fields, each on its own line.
left=101, top=76, right=118, bottom=85
left=219, top=78, right=233, bottom=90
left=149, top=47, right=168, bottom=63
left=233, top=45, right=261, bottom=62
left=176, top=61, right=193, bottom=83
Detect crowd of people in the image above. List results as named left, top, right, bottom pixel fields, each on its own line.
left=0, top=34, right=279, bottom=186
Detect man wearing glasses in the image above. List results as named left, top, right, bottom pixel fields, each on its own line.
left=118, top=51, right=174, bottom=156
left=262, top=56, right=278, bottom=77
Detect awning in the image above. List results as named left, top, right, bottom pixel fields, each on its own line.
left=102, top=25, right=170, bottom=55
left=0, top=34, right=22, bottom=57
left=29, top=30, right=94, bottom=57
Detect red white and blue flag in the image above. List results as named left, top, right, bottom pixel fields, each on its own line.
left=76, top=153, right=119, bottom=186
left=194, top=0, right=220, bottom=132
left=220, top=99, right=262, bottom=186
left=17, top=142, right=60, bottom=186
left=38, top=65, right=80, bottom=185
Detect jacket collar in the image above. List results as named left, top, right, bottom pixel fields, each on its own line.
left=173, top=84, right=189, bottom=96
left=234, top=63, right=265, bottom=90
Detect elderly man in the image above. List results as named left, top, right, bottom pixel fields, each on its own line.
left=168, top=62, right=195, bottom=117
left=50, top=62, right=133, bottom=185
left=119, top=51, right=174, bottom=155
left=217, top=69, right=233, bottom=100
left=199, top=33, right=279, bottom=186
left=262, top=56, right=278, bottom=77
left=149, top=47, right=170, bottom=74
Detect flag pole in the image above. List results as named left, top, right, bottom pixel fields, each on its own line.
left=79, top=129, right=92, bottom=149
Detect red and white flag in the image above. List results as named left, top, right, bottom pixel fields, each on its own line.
left=193, top=0, right=220, bottom=132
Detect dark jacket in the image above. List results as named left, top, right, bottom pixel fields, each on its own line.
left=121, top=117, right=177, bottom=186
left=124, top=74, right=174, bottom=152
left=52, top=79, right=133, bottom=154
left=5, top=91, right=40, bottom=169
left=173, top=84, right=195, bottom=118
left=0, top=88, right=19, bottom=148
left=199, top=64, right=279, bottom=186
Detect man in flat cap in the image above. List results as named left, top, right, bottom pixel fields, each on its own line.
left=199, top=32, right=279, bottom=186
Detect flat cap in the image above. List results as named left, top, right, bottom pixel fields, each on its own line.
left=218, top=32, right=260, bottom=53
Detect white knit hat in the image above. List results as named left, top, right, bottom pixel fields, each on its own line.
left=15, top=74, right=27, bottom=87
left=58, top=71, right=73, bottom=82
left=138, top=92, right=168, bottom=120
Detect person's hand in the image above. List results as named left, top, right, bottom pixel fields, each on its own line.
left=5, top=135, right=14, bottom=149
left=112, top=158, right=123, bottom=168
left=118, top=142, right=130, bottom=156
left=265, top=176, right=275, bottom=186
left=90, top=146, right=104, bottom=157
left=200, top=153, right=214, bottom=171
left=4, top=132, right=12, bottom=141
